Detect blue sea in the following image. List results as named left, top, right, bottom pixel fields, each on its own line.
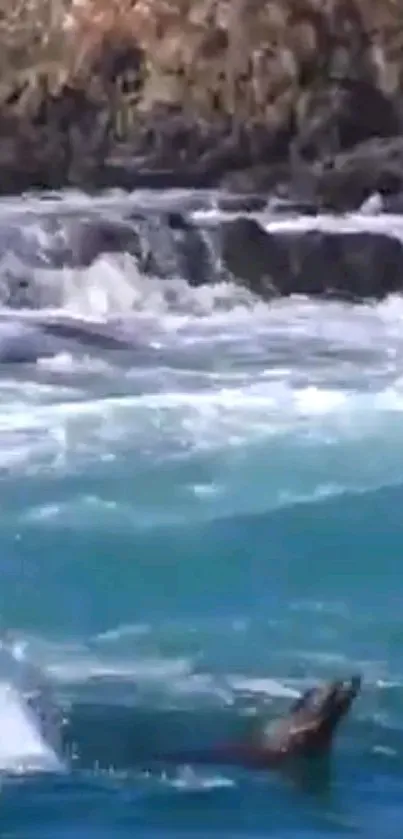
left=0, top=190, right=403, bottom=838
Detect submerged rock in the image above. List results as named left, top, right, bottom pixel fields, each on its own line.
left=220, top=217, right=403, bottom=300
left=0, top=315, right=140, bottom=362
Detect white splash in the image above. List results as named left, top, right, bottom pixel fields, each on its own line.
left=0, top=683, right=62, bottom=774
left=0, top=641, right=65, bottom=774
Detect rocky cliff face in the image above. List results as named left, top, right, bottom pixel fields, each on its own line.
left=1, top=0, right=403, bottom=203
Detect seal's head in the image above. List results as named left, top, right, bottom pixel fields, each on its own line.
left=286, top=675, right=361, bottom=755
left=258, top=675, right=361, bottom=760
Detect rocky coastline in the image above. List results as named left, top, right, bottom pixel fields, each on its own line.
left=2, top=0, right=403, bottom=306
left=1, top=0, right=403, bottom=212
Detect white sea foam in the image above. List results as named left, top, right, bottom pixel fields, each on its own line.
left=1, top=204, right=403, bottom=520
left=3, top=630, right=303, bottom=710
left=3, top=271, right=403, bottom=525
left=225, top=677, right=300, bottom=699
left=168, top=766, right=235, bottom=791
left=46, top=656, right=191, bottom=685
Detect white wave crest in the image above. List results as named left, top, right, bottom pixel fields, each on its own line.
left=3, top=201, right=403, bottom=535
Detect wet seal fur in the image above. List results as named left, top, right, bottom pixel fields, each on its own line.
left=147, top=675, right=361, bottom=775
left=227, top=674, right=362, bottom=769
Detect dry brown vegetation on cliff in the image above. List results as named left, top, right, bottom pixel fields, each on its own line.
left=0, top=0, right=402, bottom=118
left=0, top=0, right=402, bottom=193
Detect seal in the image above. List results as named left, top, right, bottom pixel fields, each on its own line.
left=229, top=673, right=362, bottom=769
left=147, top=675, right=361, bottom=772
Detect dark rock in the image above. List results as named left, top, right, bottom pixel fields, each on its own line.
left=0, top=315, right=140, bottom=362
left=126, top=210, right=213, bottom=285
left=37, top=316, right=136, bottom=350
left=267, top=196, right=319, bottom=217
left=219, top=134, right=403, bottom=215
left=64, top=218, right=142, bottom=267
left=0, top=82, right=112, bottom=195
left=220, top=218, right=279, bottom=297
left=89, top=35, right=144, bottom=88
left=220, top=217, right=403, bottom=300
left=293, top=79, right=400, bottom=163
left=215, top=195, right=268, bottom=213
left=377, top=191, right=403, bottom=214
left=219, top=163, right=292, bottom=195
left=98, top=160, right=213, bottom=191
left=309, top=136, right=403, bottom=212
left=165, top=212, right=194, bottom=231
left=195, top=120, right=292, bottom=181
left=166, top=213, right=213, bottom=286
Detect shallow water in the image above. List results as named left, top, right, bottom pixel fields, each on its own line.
left=0, top=190, right=403, bottom=837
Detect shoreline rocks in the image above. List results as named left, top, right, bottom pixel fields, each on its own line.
left=219, top=217, right=403, bottom=300
left=1, top=207, right=403, bottom=307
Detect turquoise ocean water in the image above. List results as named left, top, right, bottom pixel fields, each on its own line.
left=0, top=193, right=403, bottom=837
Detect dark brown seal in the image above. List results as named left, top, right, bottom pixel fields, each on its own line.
left=227, top=674, right=361, bottom=769
left=146, top=674, right=361, bottom=773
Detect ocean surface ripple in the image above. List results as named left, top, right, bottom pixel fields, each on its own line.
left=0, top=189, right=402, bottom=838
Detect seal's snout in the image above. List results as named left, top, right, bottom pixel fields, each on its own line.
left=347, top=674, right=361, bottom=696
left=339, top=674, right=361, bottom=702
left=324, top=673, right=361, bottom=726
